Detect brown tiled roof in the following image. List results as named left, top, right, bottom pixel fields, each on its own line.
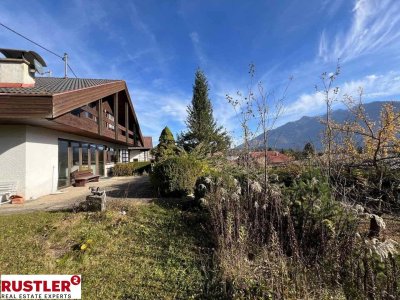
left=0, top=77, right=121, bottom=95
left=143, top=136, right=153, bottom=148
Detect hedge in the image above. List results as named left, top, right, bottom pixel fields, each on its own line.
left=151, top=156, right=203, bottom=196
left=113, top=162, right=152, bottom=176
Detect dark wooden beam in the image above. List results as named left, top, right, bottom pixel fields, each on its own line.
left=114, top=93, right=118, bottom=141
left=98, top=99, right=103, bottom=135
left=52, top=81, right=125, bottom=117
left=0, top=95, right=53, bottom=118
left=125, top=101, right=129, bottom=144
left=54, top=113, right=99, bottom=135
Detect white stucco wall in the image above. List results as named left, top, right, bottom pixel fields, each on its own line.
left=129, top=150, right=150, bottom=162
left=25, top=126, right=58, bottom=199
left=0, top=125, right=124, bottom=200
left=0, top=125, right=26, bottom=196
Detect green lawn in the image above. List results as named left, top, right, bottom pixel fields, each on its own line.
left=0, top=200, right=223, bottom=299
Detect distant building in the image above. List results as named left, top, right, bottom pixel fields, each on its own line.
left=128, top=136, right=153, bottom=162
left=249, top=151, right=292, bottom=165
left=0, top=48, right=152, bottom=200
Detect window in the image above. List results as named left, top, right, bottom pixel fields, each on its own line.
left=82, top=143, right=89, bottom=167
left=98, top=145, right=105, bottom=176
left=107, top=148, right=116, bottom=163
left=71, top=108, right=83, bottom=117
left=90, top=144, right=97, bottom=175
left=121, top=149, right=129, bottom=163
left=106, top=112, right=114, bottom=121
left=71, top=142, right=80, bottom=172
left=71, top=107, right=98, bottom=123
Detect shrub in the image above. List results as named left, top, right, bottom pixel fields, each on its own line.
left=198, top=164, right=400, bottom=299
left=113, top=162, right=151, bottom=176
left=151, top=156, right=203, bottom=196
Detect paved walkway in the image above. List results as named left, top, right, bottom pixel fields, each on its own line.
left=0, top=176, right=155, bottom=215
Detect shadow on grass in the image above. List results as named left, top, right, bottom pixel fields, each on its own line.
left=105, top=176, right=157, bottom=199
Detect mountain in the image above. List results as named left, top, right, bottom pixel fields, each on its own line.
left=245, top=101, right=400, bottom=151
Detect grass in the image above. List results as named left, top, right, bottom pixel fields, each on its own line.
left=0, top=200, right=223, bottom=299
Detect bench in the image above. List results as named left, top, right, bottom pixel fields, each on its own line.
left=71, top=170, right=100, bottom=187
left=0, top=182, right=16, bottom=205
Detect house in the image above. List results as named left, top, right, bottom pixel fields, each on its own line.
left=128, top=136, right=153, bottom=162
left=0, top=48, right=152, bottom=200
left=249, top=151, right=291, bottom=165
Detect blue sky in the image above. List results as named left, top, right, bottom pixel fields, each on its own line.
left=1, top=0, right=400, bottom=145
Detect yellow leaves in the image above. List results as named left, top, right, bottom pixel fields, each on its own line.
left=363, top=136, right=375, bottom=158
left=329, top=103, right=399, bottom=162
left=378, top=103, right=400, bottom=158
left=343, top=136, right=358, bottom=157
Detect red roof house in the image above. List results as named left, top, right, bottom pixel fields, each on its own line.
left=250, top=151, right=291, bottom=165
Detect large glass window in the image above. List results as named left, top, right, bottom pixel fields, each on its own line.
left=107, top=148, right=116, bottom=163
left=98, top=145, right=105, bottom=176
left=90, top=144, right=97, bottom=175
left=58, top=139, right=107, bottom=187
left=58, top=140, right=69, bottom=188
left=82, top=143, right=89, bottom=170
left=71, top=142, right=80, bottom=173
left=121, top=149, right=129, bottom=163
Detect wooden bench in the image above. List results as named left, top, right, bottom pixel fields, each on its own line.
left=71, top=170, right=100, bottom=187
left=0, top=182, right=16, bottom=204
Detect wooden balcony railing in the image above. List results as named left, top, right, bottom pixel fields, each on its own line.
left=61, top=98, right=135, bottom=145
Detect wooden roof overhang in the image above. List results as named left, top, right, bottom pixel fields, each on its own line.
left=0, top=81, right=144, bottom=147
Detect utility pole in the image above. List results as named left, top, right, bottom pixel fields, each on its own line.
left=63, top=53, right=68, bottom=78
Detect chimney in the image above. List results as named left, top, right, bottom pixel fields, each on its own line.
left=0, top=49, right=47, bottom=88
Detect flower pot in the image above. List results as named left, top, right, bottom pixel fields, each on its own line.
left=10, top=195, right=25, bottom=204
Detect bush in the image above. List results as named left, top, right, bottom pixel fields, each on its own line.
left=151, top=156, right=203, bottom=196
left=113, top=162, right=151, bottom=176
left=198, top=167, right=362, bottom=298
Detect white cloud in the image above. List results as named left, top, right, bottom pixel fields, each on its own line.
left=285, top=92, right=326, bottom=117
left=319, top=0, right=400, bottom=62
left=127, top=2, right=169, bottom=73
left=318, top=30, right=328, bottom=62
left=129, top=87, right=190, bottom=141
left=284, top=71, right=400, bottom=121
left=190, top=31, right=207, bottom=65
left=339, top=71, right=400, bottom=99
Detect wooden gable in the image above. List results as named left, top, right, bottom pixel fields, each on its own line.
left=0, top=79, right=144, bottom=147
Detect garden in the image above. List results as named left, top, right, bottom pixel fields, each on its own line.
left=1, top=68, right=399, bottom=299
left=147, top=68, right=400, bottom=299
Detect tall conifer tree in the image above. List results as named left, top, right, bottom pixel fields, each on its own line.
left=178, top=69, right=230, bottom=154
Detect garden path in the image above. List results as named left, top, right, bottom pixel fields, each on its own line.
left=0, top=176, right=155, bottom=215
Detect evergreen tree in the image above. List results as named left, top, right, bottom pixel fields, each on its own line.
left=303, top=142, right=315, bottom=158
left=159, top=126, right=175, bottom=144
left=151, top=126, right=183, bottom=161
left=178, top=69, right=230, bottom=154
